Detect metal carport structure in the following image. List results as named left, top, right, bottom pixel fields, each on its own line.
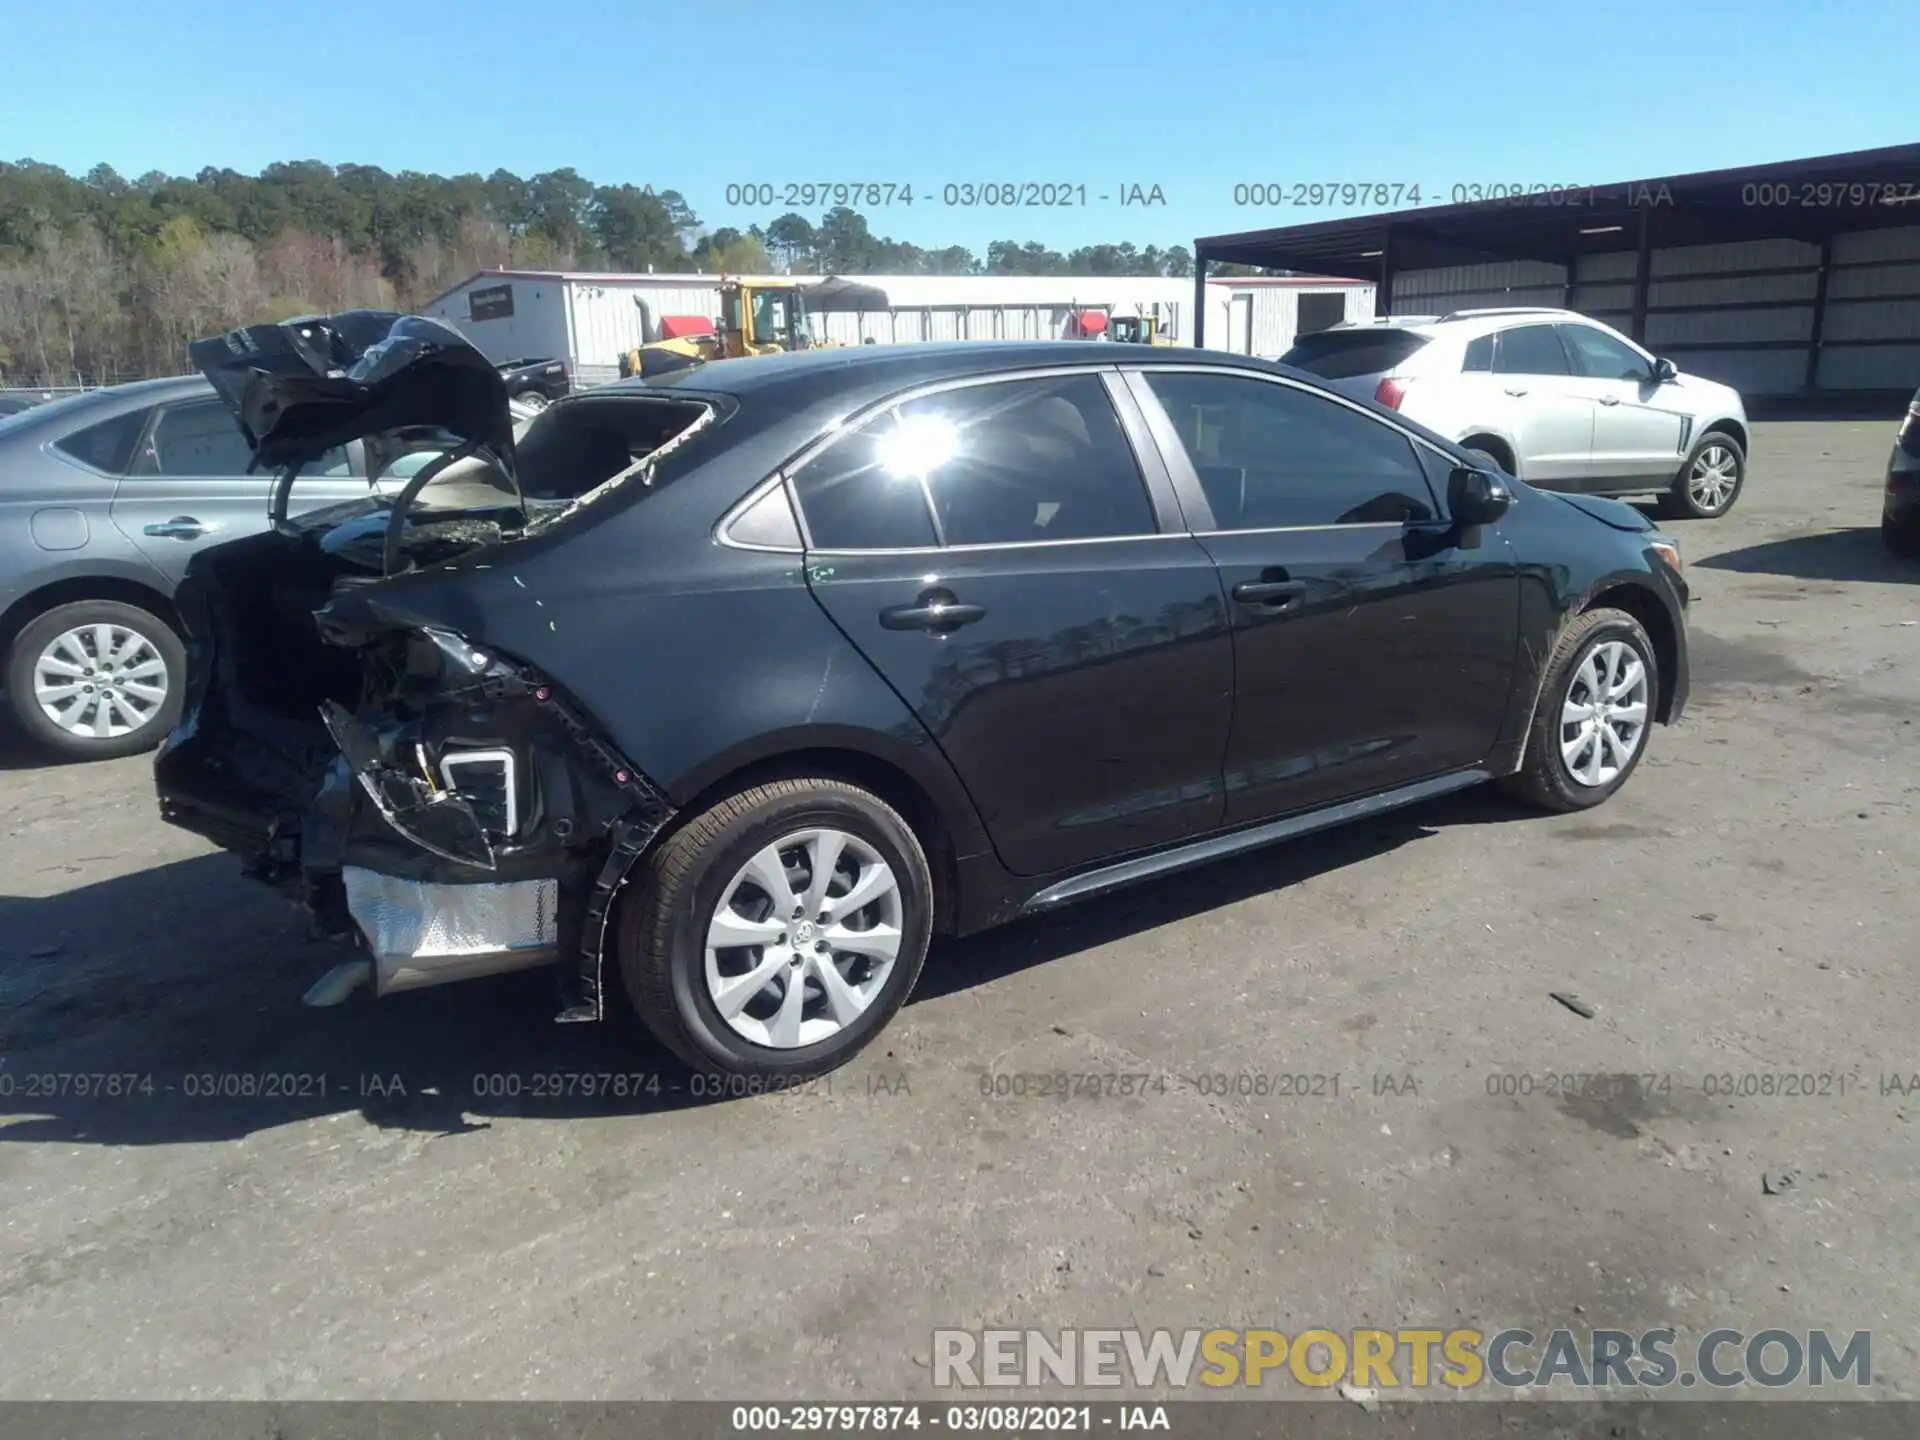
left=1192, top=143, right=1920, bottom=394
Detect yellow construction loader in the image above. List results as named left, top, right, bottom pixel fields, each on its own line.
left=1107, top=313, right=1173, bottom=346
left=1062, top=307, right=1175, bottom=346
left=617, top=276, right=893, bottom=377
left=619, top=279, right=815, bottom=379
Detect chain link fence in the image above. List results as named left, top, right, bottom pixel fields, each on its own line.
left=0, top=373, right=184, bottom=408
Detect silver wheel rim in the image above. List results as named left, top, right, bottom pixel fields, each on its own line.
left=33, top=623, right=169, bottom=739
left=1560, top=639, right=1650, bottom=788
left=1687, top=444, right=1737, bottom=511
left=518, top=392, right=548, bottom=411
left=704, top=828, right=904, bottom=1049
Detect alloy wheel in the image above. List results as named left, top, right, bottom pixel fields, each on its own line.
left=704, top=827, right=904, bottom=1049
left=33, top=623, right=170, bottom=740
left=1560, top=639, right=1650, bottom=788
left=1687, top=443, right=1738, bottom=512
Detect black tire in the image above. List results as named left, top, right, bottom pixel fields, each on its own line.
left=618, top=778, right=934, bottom=1080
left=1465, top=446, right=1508, bottom=474
left=1661, top=431, right=1745, bottom=519
left=1884, top=514, right=1920, bottom=558
left=514, top=389, right=549, bottom=411
left=4, top=599, right=185, bottom=760
left=1501, top=607, right=1659, bottom=813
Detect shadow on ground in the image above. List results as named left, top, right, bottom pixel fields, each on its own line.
left=1698, top=525, right=1916, bottom=584
left=0, top=786, right=1534, bottom=1146
left=0, top=720, right=71, bottom=772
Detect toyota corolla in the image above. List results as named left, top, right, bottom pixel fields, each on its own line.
left=155, top=312, right=1689, bottom=1081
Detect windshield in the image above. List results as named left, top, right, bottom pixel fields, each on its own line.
left=751, top=291, right=799, bottom=347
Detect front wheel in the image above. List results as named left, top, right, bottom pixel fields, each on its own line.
left=1502, top=607, right=1659, bottom=812
left=618, top=778, right=934, bottom=1080
left=514, top=390, right=549, bottom=412
left=5, top=599, right=185, bottom=760
left=1663, top=432, right=1745, bottom=519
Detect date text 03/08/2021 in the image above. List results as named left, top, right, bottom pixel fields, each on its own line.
left=730, top=1404, right=1167, bottom=1432
left=722, top=183, right=1166, bottom=209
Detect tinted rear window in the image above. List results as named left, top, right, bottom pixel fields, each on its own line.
left=52, top=406, right=149, bottom=473
left=1280, top=330, right=1431, bottom=379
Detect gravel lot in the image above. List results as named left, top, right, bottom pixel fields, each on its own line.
left=1, top=417, right=1915, bottom=1401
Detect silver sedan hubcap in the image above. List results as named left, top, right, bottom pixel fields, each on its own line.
left=33, top=624, right=169, bottom=739
left=1687, top=445, right=1737, bottom=510
left=704, top=828, right=903, bottom=1049
left=1561, top=639, right=1650, bottom=788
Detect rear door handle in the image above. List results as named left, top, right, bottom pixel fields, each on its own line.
left=1597, top=395, right=1621, bottom=406
left=142, top=516, right=209, bottom=540
left=879, top=595, right=987, bottom=632
left=1503, top=387, right=1529, bottom=397
left=1231, top=579, right=1308, bottom=607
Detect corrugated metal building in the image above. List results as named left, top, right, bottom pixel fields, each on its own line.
left=1193, top=145, right=1920, bottom=397
left=422, top=270, right=1373, bottom=381
left=1384, top=227, right=1920, bottom=395
left=1208, top=276, right=1378, bottom=357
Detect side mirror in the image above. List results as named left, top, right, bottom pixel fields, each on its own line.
left=1653, top=356, right=1678, bottom=382
left=1449, top=465, right=1513, bottom=526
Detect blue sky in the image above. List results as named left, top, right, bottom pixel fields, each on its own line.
left=3, top=0, right=1913, bottom=254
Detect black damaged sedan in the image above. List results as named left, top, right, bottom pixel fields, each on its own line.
left=156, top=313, right=1689, bottom=1080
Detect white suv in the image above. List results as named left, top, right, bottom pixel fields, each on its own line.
left=1280, top=309, right=1750, bottom=519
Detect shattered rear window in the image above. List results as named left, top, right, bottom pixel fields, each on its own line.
left=514, top=394, right=720, bottom=507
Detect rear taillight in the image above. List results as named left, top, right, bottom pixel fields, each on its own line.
left=1900, top=401, right=1920, bottom=443
left=1375, top=376, right=1408, bottom=410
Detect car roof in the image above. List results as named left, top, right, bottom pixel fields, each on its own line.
left=0, top=375, right=212, bottom=442
left=1316, top=308, right=1610, bottom=343
left=598, top=341, right=1300, bottom=407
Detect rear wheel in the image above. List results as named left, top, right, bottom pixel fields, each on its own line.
left=514, top=389, right=549, bottom=411
left=618, top=778, right=934, bottom=1080
left=1502, top=607, right=1658, bottom=812
left=1662, top=432, right=1745, bottom=519
left=4, top=600, right=185, bottom=760
left=1884, top=513, right=1920, bottom=558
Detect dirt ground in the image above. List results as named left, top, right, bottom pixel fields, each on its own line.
left=1, top=417, right=1915, bottom=1401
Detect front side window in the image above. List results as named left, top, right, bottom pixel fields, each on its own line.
left=1492, top=325, right=1572, bottom=377
left=1141, top=371, right=1437, bottom=530
left=1559, top=324, right=1653, bottom=382
left=793, top=372, right=1157, bottom=549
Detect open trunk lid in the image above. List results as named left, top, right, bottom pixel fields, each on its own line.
left=190, top=310, right=516, bottom=478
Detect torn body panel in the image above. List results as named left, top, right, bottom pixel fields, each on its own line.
left=155, top=520, right=674, bottom=1017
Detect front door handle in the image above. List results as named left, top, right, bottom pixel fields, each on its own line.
left=880, top=592, right=987, bottom=633
left=1231, top=578, right=1308, bottom=607
left=1503, top=386, right=1529, bottom=397
left=1597, top=395, right=1621, bottom=406
left=142, top=516, right=209, bottom=540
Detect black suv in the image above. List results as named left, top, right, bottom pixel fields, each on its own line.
left=156, top=313, right=1690, bottom=1080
